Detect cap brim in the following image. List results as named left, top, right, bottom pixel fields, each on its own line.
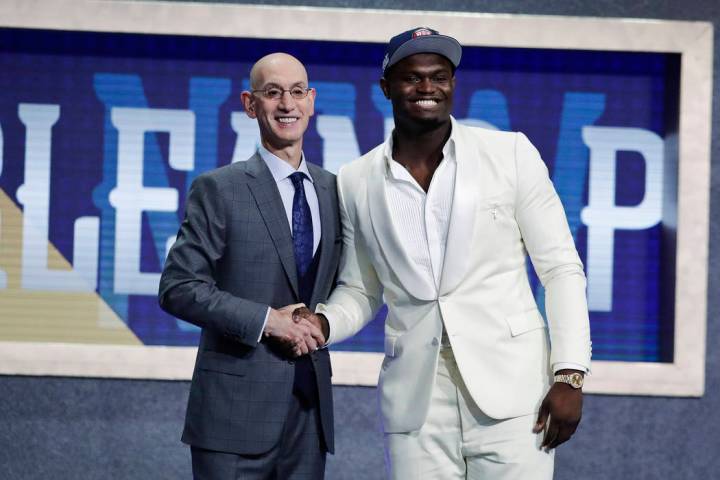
left=385, top=35, right=462, bottom=73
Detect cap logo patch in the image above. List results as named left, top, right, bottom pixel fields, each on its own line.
left=412, top=28, right=433, bottom=39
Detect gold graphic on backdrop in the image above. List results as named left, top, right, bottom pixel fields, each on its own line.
left=0, top=188, right=140, bottom=345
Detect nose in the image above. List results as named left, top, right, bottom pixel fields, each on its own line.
left=277, top=90, right=296, bottom=110
left=417, top=77, right=434, bottom=93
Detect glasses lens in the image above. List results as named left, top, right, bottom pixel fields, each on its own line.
left=290, top=87, right=308, bottom=99
left=264, top=88, right=282, bottom=99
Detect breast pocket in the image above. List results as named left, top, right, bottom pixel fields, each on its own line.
left=476, top=195, right=521, bottom=248
left=478, top=194, right=515, bottom=222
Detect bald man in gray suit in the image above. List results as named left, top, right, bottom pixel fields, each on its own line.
left=160, top=53, right=341, bottom=479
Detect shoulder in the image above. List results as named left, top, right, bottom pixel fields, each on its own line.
left=189, top=162, right=249, bottom=203
left=454, top=122, right=521, bottom=150
left=454, top=123, right=541, bottom=165
left=307, top=161, right=336, bottom=185
left=337, top=143, right=383, bottom=182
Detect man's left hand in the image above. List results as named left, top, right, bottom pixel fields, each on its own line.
left=533, top=372, right=584, bottom=450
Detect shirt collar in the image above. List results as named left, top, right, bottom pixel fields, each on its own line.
left=382, top=116, right=458, bottom=180
left=258, top=144, right=313, bottom=184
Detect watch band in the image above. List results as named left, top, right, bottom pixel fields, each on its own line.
left=554, top=372, right=584, bottom=389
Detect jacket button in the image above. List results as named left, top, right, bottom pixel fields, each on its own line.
left=431, top=337, right=439, bottom=346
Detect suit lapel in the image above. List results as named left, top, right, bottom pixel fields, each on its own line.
left=246, top=153, right=299, bottom=299
left=307, top=164, right=337, bottom=306
left=367, top=148, right=437, bottom=301
left=439, top=123, right=480, bottom=295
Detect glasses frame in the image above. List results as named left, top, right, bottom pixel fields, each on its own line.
left=251, top=86, right=313, bottom=100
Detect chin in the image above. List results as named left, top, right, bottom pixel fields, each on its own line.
left=271, top=136, right=302, bottom=148
left=271, top=128, right=301, bottom=141
left=410, top=115, right=447, bottom=126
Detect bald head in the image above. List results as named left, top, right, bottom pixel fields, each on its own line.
left=241, top=52, right=315, bottom=165
left=249, top=53, right=308, bottom=90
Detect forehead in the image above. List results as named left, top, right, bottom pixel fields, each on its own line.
left=391, top=53, right=454, bottom=73
left=255, top=59, right=308, bottom=87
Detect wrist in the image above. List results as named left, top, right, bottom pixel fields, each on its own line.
left=317, top=313, right=330, bottom=340
left=553, top=371, right=584, bottom=389
left=263, top=308, right=280, bottom=337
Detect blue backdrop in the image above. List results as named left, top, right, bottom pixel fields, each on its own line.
left=0, top=1, right=718, bottom=480
left=0, top=26, right=679, bottom=362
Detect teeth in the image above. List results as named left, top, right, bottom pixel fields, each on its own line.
left=278, top=117, right=298, bottom=123
left=416, top=100, right=437, bottom=107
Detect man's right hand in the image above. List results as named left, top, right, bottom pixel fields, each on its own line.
left=264, top=303, right=325, bottom=356
left=292, top=307, right=330, bottom=343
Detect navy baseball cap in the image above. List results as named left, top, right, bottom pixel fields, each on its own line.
left=382, top=27, right=462, bottom=76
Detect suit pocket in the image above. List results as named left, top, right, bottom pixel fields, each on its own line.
left=197, top=351, right=248, bottom=376
left=480, top=198, right=515, bottom=223
left=505, top=309, right=546, bottom=337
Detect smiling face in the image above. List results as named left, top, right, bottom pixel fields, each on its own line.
left=381, top=53, right=455, bottom=131
left=241, top=53, right=315, bottom=154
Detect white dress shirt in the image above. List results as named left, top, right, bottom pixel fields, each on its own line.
left=383, top=135, right=456, bottom=292
left=257, top=145, right=321, bottom=339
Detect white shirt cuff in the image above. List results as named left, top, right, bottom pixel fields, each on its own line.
left=257, top=307, right=271, bottom=343
left=553, top=362, right=588, bottom=374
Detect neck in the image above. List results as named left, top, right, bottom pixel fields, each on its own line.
left=262, top=141, right=303, bottom=169
left=390, top=119, right=452, bottom=193
left=392, top=119, right=451, bottom=168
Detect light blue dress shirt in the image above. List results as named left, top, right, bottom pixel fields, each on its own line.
left=256, top=145, right=321, bottom=339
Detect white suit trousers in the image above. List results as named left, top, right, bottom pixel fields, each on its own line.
left=384, top=347, right=555, bottom=479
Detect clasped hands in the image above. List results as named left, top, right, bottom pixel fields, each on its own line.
left=263, top=304, right=327, bottom=357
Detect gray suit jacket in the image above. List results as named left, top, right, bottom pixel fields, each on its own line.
left=159, top=153, right=341, bottom=455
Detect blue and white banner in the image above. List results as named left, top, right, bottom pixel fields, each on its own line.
left=0, top=1, right=712, bottom=396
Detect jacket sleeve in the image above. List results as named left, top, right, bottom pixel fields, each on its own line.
left=158, top=173, right=267, bottom=347
left=316, top=168, right=383, bottom=345
left=513, top=132, right=592, bottom=370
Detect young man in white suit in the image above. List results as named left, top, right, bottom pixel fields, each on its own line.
left=297, top=28, right=591, bottom=479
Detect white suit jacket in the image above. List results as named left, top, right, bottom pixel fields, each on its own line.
left=317, top=119, right=591, bottom=433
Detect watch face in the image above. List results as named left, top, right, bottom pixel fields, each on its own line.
left=570, top=373, right=583, bottom=388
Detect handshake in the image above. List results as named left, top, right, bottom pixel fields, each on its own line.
left=263, top=304, right=329, bottom=357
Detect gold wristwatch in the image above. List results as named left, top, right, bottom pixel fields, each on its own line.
left=553, top=372, right=584, bottom=389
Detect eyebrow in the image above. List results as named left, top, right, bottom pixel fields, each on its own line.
left=260, top=81, right=308, bottom=89
left=397, top=65, right=453, bottom=75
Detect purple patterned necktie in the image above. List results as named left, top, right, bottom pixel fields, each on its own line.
left=289, top=172, right=313, bottom=278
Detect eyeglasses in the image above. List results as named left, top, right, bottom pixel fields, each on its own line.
left=251, top=86, right=312, bottom=100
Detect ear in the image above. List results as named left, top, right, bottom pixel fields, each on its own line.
left=306, top=87, right=316, bottom=117
left=380, top=77, right=390, bottom=99
left=241, top=91, right=256, bottom=119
